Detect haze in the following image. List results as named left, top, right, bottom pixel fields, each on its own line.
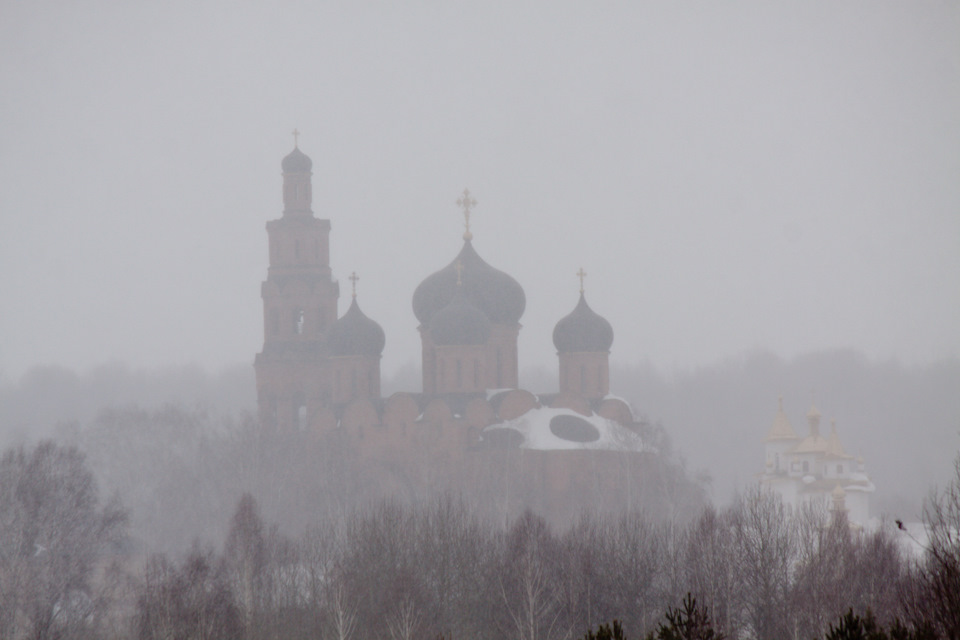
left=1, top=2, right=958, bottom=380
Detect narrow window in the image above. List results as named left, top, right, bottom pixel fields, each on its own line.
left=456, top=359, right=462, bottom=388
left=294, top=309, right=305, bottom=335
left=351, top=370, right=357, bottom=397
left=580, top=365, right=587, bottom=393
left=837, top=464, right=843, bottom=475
left=294, top=240, right=301, bottom=260
left=439, top=360, right=445, bottom=388
left=775, top=453, right=780, bottom=471
left=496, top=350, right=502, bottom=387
left=473, top=359, right=480, bottom=387
left=803, top=461, right=809, bottom=474
left=335, top=370, right=341, bottom=397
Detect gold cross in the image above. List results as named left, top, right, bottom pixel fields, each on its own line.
left=349, top=271, right=359, bottom=298
left=454, top=260, right=464, bottom=286
left=457, top=189, right=477, bottom=241
left=292, top=128, right=300, bottom=147
left=577, top=267, right=587, bottom=293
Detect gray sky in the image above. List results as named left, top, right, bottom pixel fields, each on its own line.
left=1, top=1, right=958, bottom=382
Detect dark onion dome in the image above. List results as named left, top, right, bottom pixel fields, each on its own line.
left=429, top=287, right=492, bottom=346
left=281, top=146, right=312, bottom=173
left=326, top=298, right=385, bottom=357
left=412, top=240, right=525, bottom=326
left=552, top=293, right=614, bottom=353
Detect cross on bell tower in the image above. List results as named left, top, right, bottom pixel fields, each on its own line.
left=457, top=189, right=477, bottom=241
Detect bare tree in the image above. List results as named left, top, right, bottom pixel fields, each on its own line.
left=905, top=454, right=960, bottom=638
left=223, top=493, right=266, bottom=638
left=0, top=440, right=126, bottom=640
left=134, top=547, right=242, bottom=640
left=729, top=486, right=795, bottom=640
left=326, top=582, right=358, bottom=640
left=500, top=510, right=563, bottom=640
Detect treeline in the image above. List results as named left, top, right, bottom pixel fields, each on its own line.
left=4, top=349, right=959, bottom=515
left=52, top=405, right=706, bottom=554
left=2, top=440, right=957, bottom=640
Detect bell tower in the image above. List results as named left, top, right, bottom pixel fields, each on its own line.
left=255, top=132, right=340, bottom=430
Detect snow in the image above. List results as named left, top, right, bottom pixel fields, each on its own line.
left=482, top=406, right=645, bottom=452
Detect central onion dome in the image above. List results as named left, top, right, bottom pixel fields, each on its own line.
left=326, top=299, right=385, bottom=357
left=412, top=240, right=525, bottom=326
left=429, top=286, right=492, bottom=346
left=552, top=293, right=614, bottom=353
left=281, top=146, right=313, bottom=173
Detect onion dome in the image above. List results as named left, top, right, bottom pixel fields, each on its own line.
left=326, top=299, right=385, bottom=357
left=429, top=287, right=491, bottom=346
left=281, top=146, right=312, bottom=173
left=552, top=293, right=614, bottom=353
left=412, top=240, right=525, bottom=326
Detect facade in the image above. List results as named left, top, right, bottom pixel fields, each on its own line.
left=253, top=142, right=650, bottom=521
left=759, top=397, right=875, bottom=524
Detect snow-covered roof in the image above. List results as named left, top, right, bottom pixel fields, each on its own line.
left=482, top=406, right=646, bottom=452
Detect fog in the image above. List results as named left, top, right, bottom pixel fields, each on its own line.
left=1, top=4, right=959, bottom=636
left=1, top=2, right=958, bottom=379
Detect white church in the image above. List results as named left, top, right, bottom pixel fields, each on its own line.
left=760, top=397, right=875, bottom=525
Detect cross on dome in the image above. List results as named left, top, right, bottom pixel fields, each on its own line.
left=349, top=271, right=359, bottom=298
left=292, top=128, right=300, bottom=148
left=577, top=268, right=587, bottom=294
left=457, top=189, right=477, bottom=241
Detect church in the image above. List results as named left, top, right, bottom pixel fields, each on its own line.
left=253, top=140, right=652, bottom=520
left=760, top=397, right=875, bottom=525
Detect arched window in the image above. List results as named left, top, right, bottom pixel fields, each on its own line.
left=294, top=309, right=305, bottom=335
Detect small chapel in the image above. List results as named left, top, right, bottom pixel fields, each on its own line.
left=253, top=140, right=650, bottom=520
left=759, top=397, right=875, bottom=525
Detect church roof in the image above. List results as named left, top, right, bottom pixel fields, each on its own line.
left=825, top=419, right=852, bottom=459
left=326, top=298, right=385, bottom=357
left=412, top=239, right=525, bottom=326
left=281, top=146, right=312, bottom=173
left=765, top=397, right=799, bottom=441
left=791, top=434, right=830, bottom=455
left=429, top=286, right=491, bottom=346
left=552, top=293, right=614, bottom=353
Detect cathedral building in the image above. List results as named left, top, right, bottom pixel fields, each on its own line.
left=759, top=397, right=875, bottom=525
left=254, top=141, right=650, bottom=520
